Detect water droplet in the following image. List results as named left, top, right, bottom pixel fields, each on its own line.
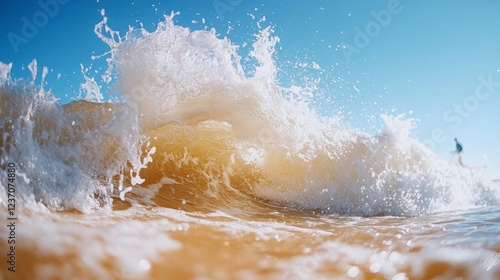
left=369, top=262, right=381, bottom=273
left=347, top=266, right=360, bottom=278
left=138, top=259, right=151, bottom=271
left=392, top=273, right=408, bottom=280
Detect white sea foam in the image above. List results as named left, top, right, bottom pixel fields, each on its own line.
left=18, top=212, right=181, bottom=279
left=0, top=66, right=145, bottom=213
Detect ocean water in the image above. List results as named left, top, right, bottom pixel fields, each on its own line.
left=1, top=12, right=500, bottom=280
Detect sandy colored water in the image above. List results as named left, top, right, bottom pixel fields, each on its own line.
left=2, top=202, right=499, bottom=280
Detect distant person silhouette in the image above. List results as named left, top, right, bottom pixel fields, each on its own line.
left=455, top=138, right=463, bottom=166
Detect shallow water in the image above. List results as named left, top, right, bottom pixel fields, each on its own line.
left=3, top=203, right=500, bottom=279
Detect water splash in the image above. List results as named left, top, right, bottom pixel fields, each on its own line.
left=1, top=12, right=498, bottom=216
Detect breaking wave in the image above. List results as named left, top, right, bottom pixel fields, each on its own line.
left=1, top=11, right=499, bottom=217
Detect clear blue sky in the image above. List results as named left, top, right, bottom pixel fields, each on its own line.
left=1, top=0, right=499, bottom=177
